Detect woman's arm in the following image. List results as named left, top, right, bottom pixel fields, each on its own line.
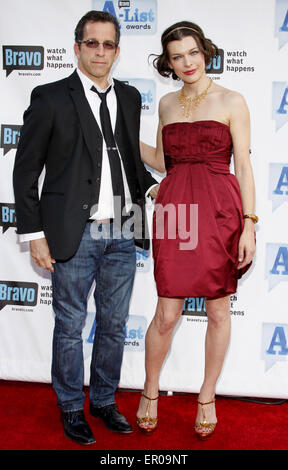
left=229, top=92, right=256, bottom=269
left=140, top=100, right=166, bottom=173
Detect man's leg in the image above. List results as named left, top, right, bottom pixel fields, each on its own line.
left=51, top=223, right=105, bottom=444
left=51, top=225, right=100, bottom=411
left=89, top=223, right=136, bottom=431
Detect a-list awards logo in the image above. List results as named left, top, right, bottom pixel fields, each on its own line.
left=82, top=312, right=147, bottom=359
left=0, top=281, right=38, bottom=311
left=262, top=323, right=288, bottom=371
left=275, top=0, right=288, bottom=49
left=272, top=82, right=288, bottom=131
left=266, top=243, right=288, bottom=290
left=1, top=124, right=21, bottom=156
left=93, top=0, right=157, bottom=34
left=118, top=78, right=156, bottom=114
left=136, top=247, right=150, bottom=272
left=269, top=163, right=288, bottom=210
left=124, top=314, right=146, bottom=351
left=2, top=46, right=44, bottom=77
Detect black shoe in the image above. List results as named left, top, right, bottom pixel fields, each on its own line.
left=61, top=410, right=96, bottom=445
left=90, top=403, right=132, bottom=433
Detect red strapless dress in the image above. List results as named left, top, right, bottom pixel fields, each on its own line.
left=153, top=120, right=251, bottom=299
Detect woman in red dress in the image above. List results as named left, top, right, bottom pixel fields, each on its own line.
left=136, top=21, right=257, bottom=439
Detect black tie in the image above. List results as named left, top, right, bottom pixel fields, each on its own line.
left=91, top=85, right=126, bottom=222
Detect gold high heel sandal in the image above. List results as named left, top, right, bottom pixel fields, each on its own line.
left=136, top=392, right=159, bottom=435
left=195, top=398, right=217, bottom=440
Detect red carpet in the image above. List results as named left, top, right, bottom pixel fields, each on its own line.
left=1, top=380, right=287, bottom=451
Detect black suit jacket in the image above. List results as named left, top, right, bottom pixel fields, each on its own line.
left=13, top=70, right=157, bottom=260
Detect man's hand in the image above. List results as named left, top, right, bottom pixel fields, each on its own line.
left=30, top=238, right=56, bottom=273
left=149, top=184, right=160, bottom=199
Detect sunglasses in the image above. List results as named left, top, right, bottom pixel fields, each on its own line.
left=77, top=39, right=117, bottom=50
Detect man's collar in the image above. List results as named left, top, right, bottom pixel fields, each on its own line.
left=76, top=67, right=114, bottom=93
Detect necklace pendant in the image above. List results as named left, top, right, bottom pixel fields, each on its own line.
left=178, top=79, right=212, bottom=118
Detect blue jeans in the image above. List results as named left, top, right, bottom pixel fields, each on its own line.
left=51, top=222, right=136, bottom=412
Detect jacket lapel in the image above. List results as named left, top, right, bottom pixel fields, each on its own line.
left=68, top=70, right=103, bottom=162
left=114, top=79, right=139, bottom=153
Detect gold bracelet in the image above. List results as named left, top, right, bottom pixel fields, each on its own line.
left=243, top=213, right=258, bottom=223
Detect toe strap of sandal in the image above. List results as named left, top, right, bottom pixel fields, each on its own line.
left=196, top=398, right=216, bottom=427
left=137, top=392, right=159, bottom=425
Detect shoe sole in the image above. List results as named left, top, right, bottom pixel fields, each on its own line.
left=137, top=426, right=157, bottom=436
left=64, top=431, right=96, bottom=445
left=195, top=429, right=216, bottom=440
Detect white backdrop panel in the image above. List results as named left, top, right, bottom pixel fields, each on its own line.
left=0, top=0, right=288, bottom=398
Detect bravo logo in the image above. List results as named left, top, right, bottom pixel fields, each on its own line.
left=275, top=0, right=288, bottom=49
left=93, top=0, right=157, bottom=34
left=182, top=297, right=206, bottom=316
left=269, top=164, right=288, bottom=210
left=206, top=49, right=224, bottom=75
left=0, top=281, right=38, bottom=310
left=262, top=323, right=288, bottom=371
left=0, top=203, right=17, bottom=234
left=2, top=45, right=44, bottom=77
left=1, top=124, right=21, bottom=155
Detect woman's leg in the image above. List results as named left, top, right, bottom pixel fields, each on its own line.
left=196, top=295, right=231, bottom=428
left=137, top=296, right=184, bottom=429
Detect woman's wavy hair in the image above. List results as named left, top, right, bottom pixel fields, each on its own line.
left=152, top=21, right=219, bottom=80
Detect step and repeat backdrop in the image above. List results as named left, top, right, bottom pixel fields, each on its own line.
left=0, top=0, right=287, bottom=398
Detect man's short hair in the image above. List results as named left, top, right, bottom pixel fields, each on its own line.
left=75, top=10, right=120, bottom=46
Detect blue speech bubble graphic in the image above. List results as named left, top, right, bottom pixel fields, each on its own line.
left=275, top=0, right=288, bottom=49
left=262, top=323, right=288, bottom=371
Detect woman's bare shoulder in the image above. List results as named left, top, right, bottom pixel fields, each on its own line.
left=221, top=85, right=246, bottom=106
left=212, top=83, right=248, bottom=116
left=158, top=90, right=179, bottom=118
left=159, top=90, right=178, bottom=105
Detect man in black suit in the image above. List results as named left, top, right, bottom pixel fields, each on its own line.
left=13, top=10, right=158, bottom=445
